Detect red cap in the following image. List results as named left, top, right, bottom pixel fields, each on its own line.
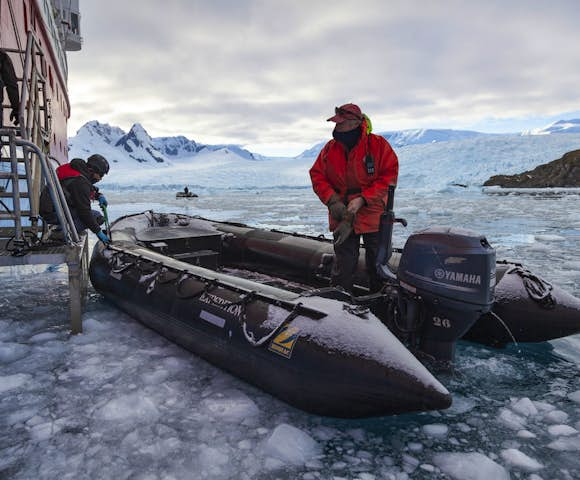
left=327, top=103, right=363, bottom=123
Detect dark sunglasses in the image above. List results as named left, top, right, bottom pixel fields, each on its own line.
left=335, top=107, right=362, bottom=120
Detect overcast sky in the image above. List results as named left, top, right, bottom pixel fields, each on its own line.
left=68, top=0, right=580, bottom=156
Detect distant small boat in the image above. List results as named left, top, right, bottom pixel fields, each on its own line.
left=176, top=191, right=198, bottom=198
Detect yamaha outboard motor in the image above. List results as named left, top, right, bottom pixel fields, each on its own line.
left=397, top=227, right=496, bottom=363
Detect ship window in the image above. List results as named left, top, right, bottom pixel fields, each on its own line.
left=71, top=13, right=79, bottom=34
left=48, top=66, right=53, bottom=89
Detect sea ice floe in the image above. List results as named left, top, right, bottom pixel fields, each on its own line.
left=422, top=424, right=449, bottom=437
left=500, top=448, right=543, bottom=472
left=517, top=430, right=537, bottom=439
left=509, top=397, right=538, bottom=417
left=95, top=392, right=160, bottom=421
left=0, top=373, right=32, bottom=393
left=547, top=424, right=578, bottom=437
left=0, top=342, right=30, bottom=363
left=498, top=408, right=526, bottom=430
left=568, top=390, right=580, bottom=403
left=262, top=423, right=322, bottom=466
left=432, top=452, right=510, bottom=480
left=547, top=436, right=580, bottom=452
left=199, top=389, right=259, bottom=423
left=543, top=410, right=569, bottom=424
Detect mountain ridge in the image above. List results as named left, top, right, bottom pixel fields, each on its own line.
left=68, top=118, right=580, bottom=168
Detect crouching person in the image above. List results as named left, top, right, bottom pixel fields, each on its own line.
left=40, top=154, right=111, bottom=244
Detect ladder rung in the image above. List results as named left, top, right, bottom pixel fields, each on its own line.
left=0, top=159, right=26, bottom=164
left=0, top=173, right=27, bottom=179
left=0, top=210, right=32, bottom=220
left=0, top=192, right=30, bottom=198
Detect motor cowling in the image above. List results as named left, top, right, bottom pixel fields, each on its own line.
left=396, top=226, right=496, bottom=363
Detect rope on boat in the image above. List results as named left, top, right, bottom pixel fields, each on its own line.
left=506, top=265, right=556, bottom=309
left=242, top=302, right=302, bottom=347
left=490, top=310, right=521, bottom=352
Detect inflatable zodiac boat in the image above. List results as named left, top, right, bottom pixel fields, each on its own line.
left=89, top=210, right=580, bottom=418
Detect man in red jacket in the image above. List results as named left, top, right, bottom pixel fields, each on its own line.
left=310, top=103, right=399, bottom=292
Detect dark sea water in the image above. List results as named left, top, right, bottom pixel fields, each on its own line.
left=1, top=186, right=579, bottom=479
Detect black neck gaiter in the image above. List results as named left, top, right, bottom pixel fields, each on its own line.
left=333, top=126, right=362, bottom=151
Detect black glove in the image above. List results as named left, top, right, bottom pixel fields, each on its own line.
left=10, top=108, right=19, bottom=126
left=333, top=213, right=354, bottom=246
left=327, top=194, right=346, bottom=222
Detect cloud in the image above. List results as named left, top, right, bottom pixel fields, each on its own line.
left=68, top=0, right=580, bottom=154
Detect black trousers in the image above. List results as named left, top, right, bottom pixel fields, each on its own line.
left=331, top=231, right=382, bottom=293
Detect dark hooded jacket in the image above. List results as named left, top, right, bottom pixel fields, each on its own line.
left=40, top=158, right=102, bottom=233
left=0, top=50, right=20, bottom=122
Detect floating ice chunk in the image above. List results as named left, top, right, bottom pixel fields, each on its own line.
left=568, top=390, right=580, bottom=403
left=543, top=410, right=569, bottom=424
left=534, top=234, right=565, bottom=242
left=200, top=389, right=259, bottom=423
left=498, top=407, right=526, bottom=430
left=517, top=430, right=537, bottom=439
left=0, top=343, right=30, bottom=363
left=29, top=331, right=58, bottom=343
left=527, top=242, right=550, bottom=253
left=547, top=436, right=580, bottom=451
left=198, top=444, right=230, bottom=478
left=422, top=424, right=449, bottom=437
left=407, top=442, right=423, bottom=452
left=500, top=448, right=543, bottom=472
left=95, top=392, right=160, bottom=421
left=510, top=397, right=538, bottom=417
left=446, top=396, right=477, bottom=415
left=311, top=426, right=339, bottom=441
left=548, top=425, right=578, bottom=437
left=532, top=400, right=556, bottom=412
left=357, top=474, right=376, bottom=480
left=262, top=423, right=322, bottom=466
left=0, top=373, right=31, bottom=393
left=433, top=452, right=510, bottom=480
left=402, top=454, right=420, bottom=473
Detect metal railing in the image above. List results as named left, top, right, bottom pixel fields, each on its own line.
left=1, top=30, right=77, bottom=245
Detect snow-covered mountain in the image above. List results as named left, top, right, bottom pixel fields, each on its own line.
left=68, top=121, right=259, bottom=168
left=380, top=128, right=487, bottom=147
left=295, top=129, right=487, bottom=159
left=523, top=119, right=580, bottom=136
left=114, top=124, right=167, bottom=164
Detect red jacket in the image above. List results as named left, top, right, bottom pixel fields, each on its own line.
left=310, top=120, right=399, bottom=234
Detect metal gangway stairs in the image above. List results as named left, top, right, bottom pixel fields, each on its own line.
left=0, top=32, right=89, bottom=333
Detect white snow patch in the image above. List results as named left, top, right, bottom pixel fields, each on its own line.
left=500, top=448, right=543, bottom=472
left=262, top=423, right=322, bottom=466
left=433, top=452, right=510, bottom=480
